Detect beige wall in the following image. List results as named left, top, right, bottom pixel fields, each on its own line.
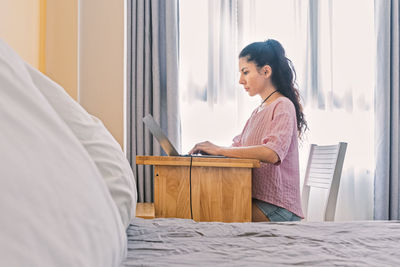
left=0, top=0, right=78, bottom=99
left=79, top=0, right=125, bottom=147
left=0, top=0, right=124, bottom=148
left=45, top=0, right=78, bottom=100
left=0, top=0, right=40, bottom=68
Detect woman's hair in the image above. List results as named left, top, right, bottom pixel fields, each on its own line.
left=239, top=39, right=308, bottom=138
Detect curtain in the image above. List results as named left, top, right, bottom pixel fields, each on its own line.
left=126, top=0, right=180, bottom=202
left=180, top=0, right=238, bottom=107
left=207, top=0, right=238, bottom=106
left=374, top=0, right=400, bottom=220
left=301, top=0, right=375, bottom=221
left=179, top=0, right=242, bottom=151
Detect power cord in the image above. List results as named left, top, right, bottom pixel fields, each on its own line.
left=189, top=155, right=193, bottom=220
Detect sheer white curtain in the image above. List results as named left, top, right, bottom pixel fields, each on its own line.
left=301, top=0, right=375, bottom=221
left=179, top=0, right=375, bottom=220
left=179, top=0, right=245, bottom=152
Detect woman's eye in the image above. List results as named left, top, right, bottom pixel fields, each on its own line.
left=243, top=71, right=248, bottom=75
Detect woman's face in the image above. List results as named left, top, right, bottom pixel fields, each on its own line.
left=238, top=57, right=269, bottom=97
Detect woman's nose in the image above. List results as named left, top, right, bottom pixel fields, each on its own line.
left=239, top=76, right=245, bottom=85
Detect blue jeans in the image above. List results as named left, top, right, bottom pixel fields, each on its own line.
left=254, top=199, right=301, bottom=222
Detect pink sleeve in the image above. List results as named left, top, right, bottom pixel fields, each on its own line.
left=262, top=104, right=296, bottom=165
left=231, top=134, right=241, bottom=147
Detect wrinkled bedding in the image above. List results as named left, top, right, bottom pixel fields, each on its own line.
left=122, top=218, right=400, bottom=266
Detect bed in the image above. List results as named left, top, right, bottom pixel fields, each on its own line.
left=123, top=218, right=400, bottom=266
left=1, top=38, right=135, bottom=267
left=2, top=38, right=400, bottom=267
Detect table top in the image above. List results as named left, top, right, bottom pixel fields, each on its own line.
left=136, top=155, right=260, bottom=168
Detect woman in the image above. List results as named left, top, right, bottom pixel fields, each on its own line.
left=189, top=39, right=307, bottom=222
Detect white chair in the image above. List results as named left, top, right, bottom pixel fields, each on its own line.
left=301, top=142, right=347, bottom=221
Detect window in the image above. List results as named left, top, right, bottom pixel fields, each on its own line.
left=179, top=0, right=375, bottom=220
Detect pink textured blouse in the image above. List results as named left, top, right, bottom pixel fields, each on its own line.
left=232, top=97, right=304, bottom=218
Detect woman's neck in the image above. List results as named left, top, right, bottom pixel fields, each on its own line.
left=260, top=87, right=279, bottom=104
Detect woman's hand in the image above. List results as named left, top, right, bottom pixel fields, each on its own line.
left=189, top=142, right=279, bottom=164
left=188, top=141, right=223, bottom=156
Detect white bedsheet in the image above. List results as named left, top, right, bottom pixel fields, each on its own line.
left=0, top=38, right=126, bottom=267
left=123, top=218, right=400, bottom=266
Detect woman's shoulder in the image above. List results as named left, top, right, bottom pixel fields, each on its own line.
left=271, top=96, right=295, bottom=113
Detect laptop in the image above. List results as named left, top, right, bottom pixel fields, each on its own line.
left=142, top=114, right=225, bottom=158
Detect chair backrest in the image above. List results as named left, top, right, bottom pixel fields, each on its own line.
left=301, top=142, right=347, bottom=221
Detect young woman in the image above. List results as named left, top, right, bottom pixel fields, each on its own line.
left=189, top=39, right=308, bottom=222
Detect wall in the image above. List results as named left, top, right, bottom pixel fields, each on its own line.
left=0, top=0, right=78, bottom=100
left=78, top=0, right=125, bottom=147
left=0, top=0, right=126, bottom=148
left=45, top=0, right=78, bottom=100
left=0, top=0, right=40, bottom=68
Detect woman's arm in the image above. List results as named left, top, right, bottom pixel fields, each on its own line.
left=189, top=141, right=279, bottom=164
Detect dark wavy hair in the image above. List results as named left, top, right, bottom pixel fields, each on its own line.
left=239, top=39, right=308, bottom=138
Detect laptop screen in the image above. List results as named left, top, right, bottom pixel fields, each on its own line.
left=142, top=114, right=180, bottom=156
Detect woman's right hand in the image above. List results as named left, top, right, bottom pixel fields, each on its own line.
left=188, top=141, right=222, bottom=156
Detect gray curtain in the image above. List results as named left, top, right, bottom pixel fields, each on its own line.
left=126, top=0, right=181, bottom=202
left=374, top=0, right=400, bottom=220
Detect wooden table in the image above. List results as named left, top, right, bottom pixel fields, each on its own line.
left=136, top=156, right=260, bottom=222
left=136, top=203, right=155, bottom=219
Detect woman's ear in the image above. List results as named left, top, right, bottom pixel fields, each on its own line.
left=263, top=65, right=272, bottom=78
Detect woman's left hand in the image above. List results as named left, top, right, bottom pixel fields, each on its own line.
left=188, top=141, right=223, bottom=156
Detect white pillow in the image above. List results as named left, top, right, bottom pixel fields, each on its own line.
left=0, top=39, right=126, bottom=267
left=26, top=63, right=137, bottom=228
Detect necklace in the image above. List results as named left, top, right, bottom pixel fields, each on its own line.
left=260, top=90, right=277, bottom=107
